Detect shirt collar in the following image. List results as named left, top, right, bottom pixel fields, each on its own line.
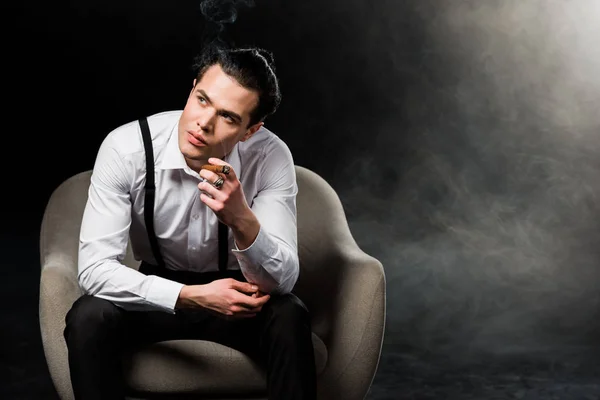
left=157, top=124, right=188, bottom=170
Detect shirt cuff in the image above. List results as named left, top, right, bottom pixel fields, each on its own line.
left=145, top=275, right=185, bottom=313
left=231, top=226, right=276, bottom=267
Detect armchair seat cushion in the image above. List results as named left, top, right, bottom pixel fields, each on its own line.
left=124, top=334, right=327, bottom=395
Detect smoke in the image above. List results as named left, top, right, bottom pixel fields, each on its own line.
left=198, top=0, right=256, bottom=48
left=330, top=0, right=600, bottom=362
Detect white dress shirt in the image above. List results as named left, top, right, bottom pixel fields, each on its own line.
left=78, top=110, right=299, bottom=313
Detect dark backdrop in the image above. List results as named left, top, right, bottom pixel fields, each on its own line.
left=3, top=0, right=600, bottom=399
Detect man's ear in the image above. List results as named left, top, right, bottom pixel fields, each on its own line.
left=241, top=122, right=264, bottom=142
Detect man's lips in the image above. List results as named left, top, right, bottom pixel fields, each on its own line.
left=187, top=131, right=207, bottom=147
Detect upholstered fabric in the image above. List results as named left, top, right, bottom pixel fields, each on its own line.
left=39, top=166, right=386, bottom=400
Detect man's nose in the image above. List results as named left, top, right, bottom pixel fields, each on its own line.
left=196, top=110, right=216, bottom=131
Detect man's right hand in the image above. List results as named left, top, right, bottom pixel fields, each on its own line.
left=176, top=278, right=270, bottom=318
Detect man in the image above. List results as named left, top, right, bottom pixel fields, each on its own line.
left=64, top=46, right=317, bottom=400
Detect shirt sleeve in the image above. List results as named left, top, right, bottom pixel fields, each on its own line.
left=232, top=138, right=300, bottom=294
left=78, top=135, right=184, bottom=313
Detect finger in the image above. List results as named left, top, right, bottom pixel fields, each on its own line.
left=198, top=173, right=227, bottom=194
left=198, top=182, right=225, bottom=204
left=199, top=169, right=222, bottom=183
left=231, top=304, right=263, bottom=314
left=236, top=294, right=270, bottom=309
left=229, top=289, right=270, bottom=309
left=199, top=193, right=218, bottom=213
left=256, top=294, right=270, bottom=306
left=229, top=280, right=259, bottom=294
left=232, top=305, right=264, bottom=316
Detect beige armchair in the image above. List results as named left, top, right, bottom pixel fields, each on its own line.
left=39, top=165, right=386, bottom=400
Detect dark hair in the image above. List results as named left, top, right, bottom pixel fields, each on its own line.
left=192, top=46, right=282, bottom=127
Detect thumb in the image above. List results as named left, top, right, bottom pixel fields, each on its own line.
left=230, top=280, right=258, bottom=294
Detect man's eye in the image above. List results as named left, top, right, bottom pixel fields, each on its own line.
left=198, top=96, right=206, bottom=104
left=222, top=114, right=234, bottom=122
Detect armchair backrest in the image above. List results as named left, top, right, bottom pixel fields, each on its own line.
left=292, top=166, right=365, bottom=335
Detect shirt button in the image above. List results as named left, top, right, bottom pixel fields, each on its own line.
left=192, top=214, right=199, bottom=220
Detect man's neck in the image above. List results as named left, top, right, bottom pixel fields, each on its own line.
left=185, top=155, right=228, bottom=174
left=184, top=158, right=208, bottom=174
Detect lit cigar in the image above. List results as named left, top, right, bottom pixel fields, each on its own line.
left=201, top=164, right=231, bottom=175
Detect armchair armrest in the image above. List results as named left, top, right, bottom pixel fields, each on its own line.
left=39, top=259, right=81, bottom=400
left=39, top=171, right=91, bottom=400
left=317, top=245, right=386, bottom=400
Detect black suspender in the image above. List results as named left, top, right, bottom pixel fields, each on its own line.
left=218, top=220, right=228, bottom=272
left=139, top=117, right=165, bottom=268
left=138, top=117, right=229, bottom=272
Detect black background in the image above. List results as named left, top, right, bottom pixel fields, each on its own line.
left=3, top=0, right=600, bottom=398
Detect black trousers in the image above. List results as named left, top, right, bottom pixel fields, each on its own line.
left=63, top=263, right=317, bottom=400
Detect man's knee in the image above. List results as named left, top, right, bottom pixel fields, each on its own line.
left=263, top=293, right=311, bottom=332
left=64, top=295, right=124, bottom=346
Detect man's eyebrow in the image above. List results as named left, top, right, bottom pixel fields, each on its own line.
left=197, top=89, right=243, bottom=123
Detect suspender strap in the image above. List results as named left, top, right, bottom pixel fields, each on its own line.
left=138, top=116, right=229, bottom=272
left=218, top=221, right=228, bottom=272
left=139, top=117, right=165, bottom=268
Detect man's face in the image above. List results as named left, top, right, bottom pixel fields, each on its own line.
left=178, top=64, right=262, bottom=170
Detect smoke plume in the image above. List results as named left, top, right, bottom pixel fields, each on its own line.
left=198, top=0, right=255, bottom=48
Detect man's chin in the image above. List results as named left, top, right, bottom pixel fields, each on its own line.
left=183, top=142, right=209, bottom=156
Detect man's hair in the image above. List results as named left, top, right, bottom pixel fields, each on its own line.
left=192, top=46, right=282, bottom=127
